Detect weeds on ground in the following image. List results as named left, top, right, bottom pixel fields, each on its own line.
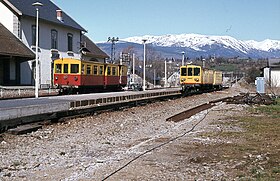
left=201, top=99, right=280, bottom=180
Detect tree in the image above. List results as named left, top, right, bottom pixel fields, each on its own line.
left=245, top=66, right=260, bottom=83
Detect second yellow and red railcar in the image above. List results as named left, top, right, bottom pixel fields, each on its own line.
left=180, top=64, right=222, bottom=95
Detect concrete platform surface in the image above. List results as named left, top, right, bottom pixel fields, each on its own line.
left=0, top=88, right=181, bottom=121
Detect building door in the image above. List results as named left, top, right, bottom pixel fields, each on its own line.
left=3, top=59, right=10, bottom=85
left=0, top=60, right=3, bottom=85
left=31, top=61, right=36, bottom=85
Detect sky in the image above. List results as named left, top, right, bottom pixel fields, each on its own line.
left=53, top=0, right=280, bottom=42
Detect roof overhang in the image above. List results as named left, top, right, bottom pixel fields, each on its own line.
left=2, top=0, right=22, bottom=16
left=80, top=49, right=108, bottom=59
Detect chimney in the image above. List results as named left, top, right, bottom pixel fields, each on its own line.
left=56, top=9, right=63, bottom=21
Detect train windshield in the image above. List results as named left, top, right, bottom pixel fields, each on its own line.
left=188, top=68, right=193, bottom=76
left=64, top=64, right=68, bottom=73
left=55, top=64, right=62, bottom=73
left=71, top=64, right=79, bottom=74
left=194, top=67, right=200, bottom=76
left=181, top=68, right=187, bottom=76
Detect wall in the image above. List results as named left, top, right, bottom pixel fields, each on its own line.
left=20, top=17, right=81, bottom=86
left=271, top=69, right=280, bottom=87
left=0, top=2, right=14, bottom=32
left=0, top=61, right=3, bottom=85
left=264, top=67, right=280, bottom=87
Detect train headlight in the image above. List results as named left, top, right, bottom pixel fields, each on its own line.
left=55, top=76, right=58, bottom=80
left=74, top=76, right=78, bottom=81
left=195, top=78, right=199, bottom=82
left=181, top=78, right=186, bottom=82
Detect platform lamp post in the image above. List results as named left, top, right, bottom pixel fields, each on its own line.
left=142, top=39, right=147, bottom=91
left=181, top=51, right=185, bottom=66
left=32, top=2, right=43, bottom=98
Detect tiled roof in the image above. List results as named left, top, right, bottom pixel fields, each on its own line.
left=0, top=22, right=35, bottom=59
left=81, top=35, right=109, bottom=59
left=6, top=0, right=86, bottom=31
left=268, top=58, right=280, bottom=68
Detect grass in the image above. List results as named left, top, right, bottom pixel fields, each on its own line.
left=201, top=98, right=280, bottom=180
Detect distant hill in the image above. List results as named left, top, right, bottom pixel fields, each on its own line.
left=97, top=34, right=280, bottom=59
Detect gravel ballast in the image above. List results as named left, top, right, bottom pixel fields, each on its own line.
left=0, top=85, right=250, bottom=180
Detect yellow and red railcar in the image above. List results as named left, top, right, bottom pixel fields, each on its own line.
left=53, top=58, right=127, bottom=93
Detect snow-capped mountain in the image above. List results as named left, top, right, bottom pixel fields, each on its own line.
left=245, top=39, right=280, bottom=51
left=97, top=34, right=280, bottom=59
left=123, top=34, right=251, bottom=53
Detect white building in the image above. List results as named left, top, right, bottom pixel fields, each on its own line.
left=0, top=0, right=108, bottom=87
left=263, top=59, right=280, bottom=87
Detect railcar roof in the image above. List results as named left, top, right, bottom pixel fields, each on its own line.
left=54, top=58, right=126, bottom=67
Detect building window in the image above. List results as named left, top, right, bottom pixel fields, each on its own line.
left=51, top=29, right=58, bottom=49
left=31, top=25, right=40, bottom=46
left=67, top=33, right=73, bottom=51
left=31, top=25, right=36, bottom=46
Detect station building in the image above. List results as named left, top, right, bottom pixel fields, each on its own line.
left=0, top=22, right=35, bottom=85
left=0, top=0, right=108, bottom=87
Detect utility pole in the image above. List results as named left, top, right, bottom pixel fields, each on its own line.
left=132, top=53, right=135, bottom=83
left=165, top=59, right=167, bottom=87
left=154, top=69, right=156, bottom=87
left=108, top=37, right=119, bottom=63
left=142, top=39, right=147, bottom=91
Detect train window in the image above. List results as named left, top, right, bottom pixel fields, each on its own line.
left=194, top=68, right=200, bottom=76
left=81, top=64, right=85, bottom=74
left=181, top=68, right=187, bottom=76
left=63, top=64, right=68, bottom=73
left=107, top=66, right=111, bottom=75
left=55, top=64, right=62, bottom=73
left=86, top=65, right=91, bottom=75
left=187, top=68, right=193, bottom=76
left=99, top=66, right=103, bottom=75
left=93, top=65, right=98, bottom=75
left=112, top=67, right=116, bottom=75
left=71, top=64, right=79, bottom=74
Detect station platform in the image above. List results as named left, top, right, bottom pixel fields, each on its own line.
left=0, top=88, right=181, bottom=132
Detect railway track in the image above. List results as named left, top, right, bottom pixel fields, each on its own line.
left=1, top=87, right=242, bottom=135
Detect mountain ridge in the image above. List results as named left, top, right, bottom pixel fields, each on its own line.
left=97, top=33, right=280, bottom=59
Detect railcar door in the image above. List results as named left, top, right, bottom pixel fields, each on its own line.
left=119, top=65, right=127, bottom=86
left=104, top=65, right=110, bottom=87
